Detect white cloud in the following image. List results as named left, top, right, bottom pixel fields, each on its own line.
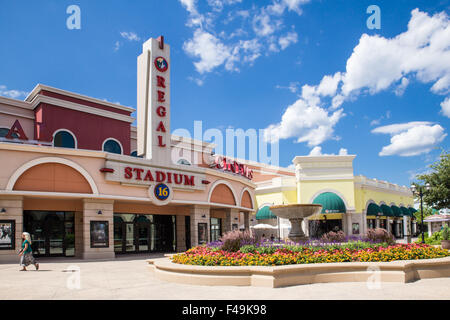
left=183, top=29, right=232, bottom=73
left=268, top=0, right=310, bottom=16
left=276, top=82, right=300, bottom=93
left=114, top=41, right=121, bottom=52
left=278, top=31, right=298, bottom=50
left=341, top=9, right=450, bottom=97
left=373, top=122, right=447, bottom=156
left=394, top=77, right=410, bottom=96
left=180, top=0, right=197, bottom=14
left=316, top=72, right=342, bottom=97
left=207, top=0, right=242, bottom=12
left=371, top=121, right=433, bottom=134
left=441, top=97, right=450, bottom=117
left=179, top=0, right=309, bottom=74
left=339, top=148, right=348, bottom=155
left=0, top=85, right=28, bottom=99
left=264, top=9, right=450, bottom=149
left=120, top=32, right=141, bottom=42
left=187, top=76, right=205, bottom=86
left=263, top=98, right=345, bottom=147
left=308, top=146, right=349, bottom=156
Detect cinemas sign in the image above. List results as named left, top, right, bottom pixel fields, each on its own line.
left=103, top=160, right=206, bottom=191
left=213, top=156, right=253, bottom=180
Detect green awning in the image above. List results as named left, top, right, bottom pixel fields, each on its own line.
left=391, top=205, right=402, bottom=217
left=400, top=206, right=411, bottom=217
left=409, top=207, right=417, bottom=215
left=256, top=206, right=277, bottom=220
left=380, top=204, right=394, bottom=217
left=312, top=192, right=346, bottom=214
left=367, top=203, right=382, bottom=216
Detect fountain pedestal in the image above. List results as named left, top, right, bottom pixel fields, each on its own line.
left=270, top=204, right=323, bottom=243
left=287, top=218, right=308, bottom=242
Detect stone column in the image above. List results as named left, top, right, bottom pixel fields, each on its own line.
left=428, top=222, right=432, bottom=236
left=190, top=205, right=210, bottom=247
left=243, top=212, right=250, bottom=231
left=386, top=219, right=391, bottom=234
left=0, top=196, right=23, bottom=263
left=223, top=208, right=240, bottom=233
left=375, top=218, right=380, bottom=229
left=79, top=199, right=114, bottom=260
left=176, top=215, right=186, bottom=252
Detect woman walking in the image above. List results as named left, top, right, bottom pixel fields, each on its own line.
left=18, top=232, right=39, bottom=271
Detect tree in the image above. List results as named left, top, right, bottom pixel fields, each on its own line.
left=417, top=150, right=450, bottom=210
left=413, top=206, right=433, bottom=221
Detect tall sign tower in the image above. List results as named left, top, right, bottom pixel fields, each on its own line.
left=137, top=36, right=171, bottom=164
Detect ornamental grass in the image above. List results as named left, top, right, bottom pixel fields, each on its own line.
left=171, top=243, right=450, bottom=267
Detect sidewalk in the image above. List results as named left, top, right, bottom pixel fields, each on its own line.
left=1, top=257, right=450, bottom=300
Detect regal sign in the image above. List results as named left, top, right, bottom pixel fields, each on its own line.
left=104, top=160, right=206, bottom=191
left=213, top=156, right=253, bottom=180
left=137, top=36, right=171, bottom=164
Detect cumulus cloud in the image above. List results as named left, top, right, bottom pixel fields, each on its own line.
left=263, top=99, right=344, bottom=147
left=308, top=146, right=349, bottom=156
left=372, top=122, right=447, bottom=156
left=441, top=97, right=450, bottom=118
left=0, top=85, right=28, bottom=99
left=264, top=9, right=449, bottom=152
left=341, top=9, right=450, bottom=97
left=183, top=29, right=232, bottom=73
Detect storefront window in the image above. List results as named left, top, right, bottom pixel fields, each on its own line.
left=23, top=211, right=75, bottom=257
left=113, top=213, right=176, bottom=254
left=210, top=218, right=222, bottom=242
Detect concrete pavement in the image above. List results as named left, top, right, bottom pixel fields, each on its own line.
left=1, top=255, right=450, bottom=300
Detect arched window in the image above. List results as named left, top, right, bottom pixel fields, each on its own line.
left=53, top=130, right=76, bottom=149
left=103, top=139, right=122, bottom=154
left=177, top=159, right=191, bottom=166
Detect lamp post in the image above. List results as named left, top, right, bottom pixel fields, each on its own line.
left=410, top=183, right=431, bottom=244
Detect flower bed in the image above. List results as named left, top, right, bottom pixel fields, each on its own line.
left=171, top=243, right=450, bottom=267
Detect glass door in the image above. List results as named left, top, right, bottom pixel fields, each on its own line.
left=136, top=223, right=150, bottom=252
left=46, top=213, right=65, bottom=256
left=124, top=223, right=135, bottom=252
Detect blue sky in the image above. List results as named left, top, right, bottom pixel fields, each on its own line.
left=0, top=0, right=449, bottom=187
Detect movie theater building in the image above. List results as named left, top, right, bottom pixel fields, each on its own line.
left=0, top=37, right=256, bottom=262
left=249, top=155, right=415, bottom=239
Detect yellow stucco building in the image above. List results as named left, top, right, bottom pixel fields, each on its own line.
left=252, top=154, right=415, bottom=239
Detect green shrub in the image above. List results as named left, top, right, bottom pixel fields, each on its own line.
left=220, top=230, right=255, bottom=252
left=442, top=226, right=450, bottom=241
left=239, top=245, right=256, bottom=253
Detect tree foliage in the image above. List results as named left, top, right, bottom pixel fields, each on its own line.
left=417, top=150, right=450, bottom=210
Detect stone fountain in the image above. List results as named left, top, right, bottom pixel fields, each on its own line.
left=270, top=204, right=323, bottom=242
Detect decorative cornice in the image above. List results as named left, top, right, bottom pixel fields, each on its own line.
left=30, top=95, right=135, bottom=123
left=26, top=84, right=135, bottom=113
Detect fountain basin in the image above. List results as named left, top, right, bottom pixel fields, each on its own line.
left=270, top=204, right=323, bottom=242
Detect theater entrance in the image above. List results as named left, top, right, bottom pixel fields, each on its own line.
left=23, top=211, right=75, bottom=257
left=114, top=214, right=176, bottom=254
